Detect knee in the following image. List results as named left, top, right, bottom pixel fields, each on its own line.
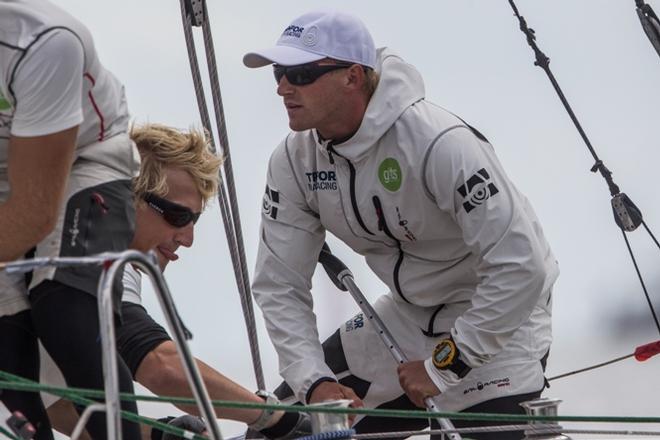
left=135, top=342, right=186, bottom=391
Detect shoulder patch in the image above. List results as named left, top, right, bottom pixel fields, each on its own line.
left=263, top=185, right=280, bottom=219
left=456, top=168, right=499, bottom=213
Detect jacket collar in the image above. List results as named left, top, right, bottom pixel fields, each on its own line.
left=314, top=48, right=425, bottom=163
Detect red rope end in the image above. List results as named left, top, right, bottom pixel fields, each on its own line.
left=634, top=340, right=660, bottom=361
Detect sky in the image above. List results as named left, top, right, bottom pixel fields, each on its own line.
left=51, top=1, right=660, bottom=438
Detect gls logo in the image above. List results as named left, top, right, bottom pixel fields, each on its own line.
left=306, top=170, right=337, bottom=191
left=262, top=185, right=280, bottom=219
left=378, top=158, right=402, bottom=192
left=456, top=168, right=499, bottom=213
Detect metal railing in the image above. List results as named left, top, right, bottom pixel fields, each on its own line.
left=2, top=250, right=224, bottom=440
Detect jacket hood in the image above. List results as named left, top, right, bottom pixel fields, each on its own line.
left=327, top=47, right=425, bottom=161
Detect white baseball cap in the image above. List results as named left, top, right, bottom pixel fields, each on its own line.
left=243, top=10, right=376, bottom=68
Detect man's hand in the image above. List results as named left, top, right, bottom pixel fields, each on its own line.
left=309, top=382, right=364, bottom=424
left=397, top=360, right=440, bottom=408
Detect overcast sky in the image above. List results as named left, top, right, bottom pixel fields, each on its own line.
left=52, top=1, right=660, bottom=437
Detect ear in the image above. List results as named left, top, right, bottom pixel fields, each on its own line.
left=344, top=64, right=366, bottom=90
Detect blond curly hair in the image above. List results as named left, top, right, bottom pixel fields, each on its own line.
left=130, top=123, right=222, bottom=207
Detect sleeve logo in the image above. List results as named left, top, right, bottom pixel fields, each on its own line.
left=456, top=168, right=499, bottom=213
left=262, top=185, right=280, bottom=219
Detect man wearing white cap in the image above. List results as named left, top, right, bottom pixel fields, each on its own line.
left=245, top=10, right=559, bottom=439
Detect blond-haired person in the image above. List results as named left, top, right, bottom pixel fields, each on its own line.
left=44, top=123, right=310, bottom=440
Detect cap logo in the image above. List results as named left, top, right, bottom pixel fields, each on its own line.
left=282, top=25, right=304, bottom=38
left=301, top=26, right=318, bottom=46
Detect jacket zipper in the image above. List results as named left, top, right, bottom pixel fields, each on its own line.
left=328, top=144, right=373, bottom=236
left=372, top=195, right=411, bottom=304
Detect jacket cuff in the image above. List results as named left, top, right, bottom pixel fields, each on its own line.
left=305, top=377, right=338, bottom=404
left=424, top=358, right=461, bottom=394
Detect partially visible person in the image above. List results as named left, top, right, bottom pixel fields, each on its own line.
left=0, top=1, right=141, bottom=439
left=42, top=123, right=310, bottom=440
left=244, top=10, right=559, bottom=440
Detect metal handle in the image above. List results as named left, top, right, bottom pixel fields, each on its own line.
left=318, top=244, right=461, bottom=439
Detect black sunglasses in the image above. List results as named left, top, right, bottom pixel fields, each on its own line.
left=273, top=62, right=353, bottom=86
left=144, top=193, right=201, bottom=228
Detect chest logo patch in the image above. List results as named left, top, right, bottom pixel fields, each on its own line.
left=306, top=170, right=337, bottom=191
left=378, top=157, right=402, bottom=192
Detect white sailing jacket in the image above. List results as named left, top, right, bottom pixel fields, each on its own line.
left=252, top=48, right=559, bottom=403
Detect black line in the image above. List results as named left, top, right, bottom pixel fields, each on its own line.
left=8, top=26, right=84, bottom=104
left=0, top=41, right=26, bottom=51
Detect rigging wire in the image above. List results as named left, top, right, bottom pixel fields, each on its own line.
left=636, top=0, right=660, bottom=58
left=178, top=0, right=265, bottom=390
left=506, top=0, right=660, bottom=335
left=546, top=340, right=660, bottom=382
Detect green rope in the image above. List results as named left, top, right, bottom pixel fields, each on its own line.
left=0, top=372, right=207, bottom=440
left=2, top=370, right=660, bottom=426
left=0, top=426, right=19, bottom=440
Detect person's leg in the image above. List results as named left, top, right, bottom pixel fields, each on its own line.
left=273, top=329, right=430, bottom=438
left=429, top=389, right=543, bottom=440
left=30, top=281, right=141, bottom=440
left=46, top=400, right=91, bottom=440
left=0, top=311, right=54, bottom=440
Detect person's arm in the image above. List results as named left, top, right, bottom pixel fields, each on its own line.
left=420, top=126, right=553, bottom=392
left=0, top=128, right=78, bottom=261
left=0, top=29, right=84, bottom=261
left=252, top=141, right=336, bottom=404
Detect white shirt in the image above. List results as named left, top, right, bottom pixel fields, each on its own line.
left=0, top=0, right=133, bottom=316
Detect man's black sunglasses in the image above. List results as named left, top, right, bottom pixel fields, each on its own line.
left=144, top=193, right=201, bottom=228
left=273, top=62, right=353, bottom=86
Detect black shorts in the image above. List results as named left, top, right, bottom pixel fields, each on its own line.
left=116, top=302, right=172, bottom=378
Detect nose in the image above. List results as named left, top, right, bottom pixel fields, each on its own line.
left=174, top=223, right=194, bottom=248
left=277, top=75, right=294, bottom=96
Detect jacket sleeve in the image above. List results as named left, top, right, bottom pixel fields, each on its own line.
left=422, top=126, right=552, bottom=387
left=252, top=140, right=333, bottom=402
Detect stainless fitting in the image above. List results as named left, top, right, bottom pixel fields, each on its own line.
left=520, top=398, right=572, bottom=440
left=309, top=399, right=352, bottom=434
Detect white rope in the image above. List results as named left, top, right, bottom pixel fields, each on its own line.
left=353, top=424, right=660, bottom=438
left=177, top=0, right=265, bottom=390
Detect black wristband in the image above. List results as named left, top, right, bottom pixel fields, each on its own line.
left=304, top=377, right=337, bottom=404
left=258, top=411, right=299, bottom=438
